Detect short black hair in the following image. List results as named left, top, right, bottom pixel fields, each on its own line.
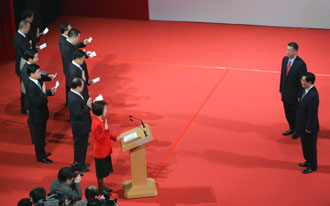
left=303, top=72, right=316, bottom=84
left=24, top=49, right=37, bottom=61
left=288, top=42, right=299, bottom=51
left=27, top=64, right=40, bottom=76
left=17, top=198, right=31, bottom=206
left=87, top=198, right=100, bottom=206
left=92, top=101, right=107, bottom=116
left=85, top=186, right=100, bottom=200
left=21, top=10, right=34, bottom=20
left=71, top=77, right=83, bottom=89
left=58, top=167, right=75, bottom=182
left=60, top=22, right=70, bottom=34
left=29, top=187, right=46, bottom=203
left=68, top=28, right=80, bottom=38
left=73, top=50, right=86, bottom=60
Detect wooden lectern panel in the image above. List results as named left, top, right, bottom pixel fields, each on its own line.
left=119, top=124, right=158, bottom=199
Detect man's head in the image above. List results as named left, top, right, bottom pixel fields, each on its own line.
left=73, top=50, right=86, bottom=65
left=24, top=49, right=38, bottom=63
left=17, top=198, right=32, bottom=206
left=21, top=10, right=34, bottom=23
left=71, top=77, right=84, bottom=93
left=68, top=28, right=81, bottom=45
left=85, top=186, right=100, bottom=200
left=58, top=167, right=76, bottom=185
left=18, top=20, right=30, bottom=34
left=29, top=187, right=46, bottom=203
left=27, top=64, right=41, bottom=79
left=301, top=72, right=315, bottom=89
left=286, top=42, right=298, bottom=59
left=60, top=23, right=72, bottom=36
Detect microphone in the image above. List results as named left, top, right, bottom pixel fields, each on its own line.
left=129, top=118, right=147, bottom=137
left=129, top=115, right=145, bottom=128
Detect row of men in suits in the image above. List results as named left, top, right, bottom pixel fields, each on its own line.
left=58, top=23, right=96, bottom=172
left=279, top=42, right=319, bottom=174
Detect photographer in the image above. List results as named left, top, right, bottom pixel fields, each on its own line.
left=50, top=167, right=82, bottom=203
left=29, top=187, right=46, bottom=205
left=75, top=186, right=117, bottom=206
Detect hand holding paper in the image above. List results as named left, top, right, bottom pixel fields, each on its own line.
left=39, top=43, right=47, bottom=50
left=95, top=94, right=103, bottom=101
left=87, top=37, right=93, bottom=43
left=93, top=77, right=100, bottom=84
left=49, top=73, right=57, bottom=80
left=88, top=51, right=97, bottom=58
left=42, top=27, right=49, bottom=35
left=55, top=81, right=59, bottom=89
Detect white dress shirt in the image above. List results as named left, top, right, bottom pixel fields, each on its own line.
left=72, top=60, right=83, bottom=71
left=18, top=30, right=26, bottom=38
left=70, top=89, right=84, bottom=100
left=29, top=77, right=42, bottom=90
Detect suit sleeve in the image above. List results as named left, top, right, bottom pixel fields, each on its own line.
left=279, top=57, right=285, bottom=92
left=26, top=85, right=47, bottom=107
left=77, top=42, right=86, bottom=48
left=69, top=99, right=91, bottom=120
left=63, top=50, right=74, bottom=75
left=306, top=95, right=318, bottom=132
left=41, top=74, right=52, bottom=81
left=297, top=62, right=307, bottom=98
left=69, top=67, right=81, bottom=86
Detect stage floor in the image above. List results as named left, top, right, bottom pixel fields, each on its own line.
left=1, top=16, right=330, bottom=205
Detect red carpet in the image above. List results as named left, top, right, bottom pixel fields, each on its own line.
left=1, top=16, right=330, bottom=205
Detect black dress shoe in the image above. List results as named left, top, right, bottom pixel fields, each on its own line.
left=45, top=153, right=52, bottom=157
left=282, top=129, right=294, bottom=136
left=38, top=158, right=53, bottom=164
left=84, top=163, right=91, bottom=167
left=77, top=167, right=90, bottom=172
left=302, top=168, right=315, bottom=174
left=103, top=186, right=113, bottom=193
left=299, top=162, right=308, bottom=167
left=292, top=133, right=299, bottom=139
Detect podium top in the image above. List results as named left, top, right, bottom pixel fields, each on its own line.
left=119, top=124, right=153, bottom=152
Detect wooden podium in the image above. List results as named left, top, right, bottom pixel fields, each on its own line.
left=119, top=124, right=158, bottom=199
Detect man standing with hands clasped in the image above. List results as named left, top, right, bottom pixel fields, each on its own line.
left=296, top=72, right=319, bottom=174
left=280, top=42, right=307, bottom=139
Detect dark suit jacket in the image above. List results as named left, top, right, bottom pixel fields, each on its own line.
left=25, top=78, right=54, bottom=125
left=59, top=36, right=86, bottom=75
left=26, top=29, right=40, bottom=51
left=280, top=56, right=307, bottom=104
left=67, top=62, right=90, bottom=101
left=21, top=63, right=52, bottom=109
left=296, top=86, right=319, bottom=135
left=68, top=91, right=91, bottom=136
left=13, top=32, right=30, bottom=76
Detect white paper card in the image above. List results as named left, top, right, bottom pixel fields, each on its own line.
left=55, top=81, right=59, bottom=89
left=52, top=73, right=57, bottom=79
left=95, top=94, right=104, bottom=101
left=87, top=37, right=92, bottom=43
left=89, top=51, right=97, bottom=58
left=93, top=77, right=100, bottom=83
left=42, top=27, right=49, bottom=35
left=39, top=43, right=47, bottom=50
left=123, top=132, right=138, bottom=143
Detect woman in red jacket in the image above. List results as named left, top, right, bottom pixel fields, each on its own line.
left=91, top=100, right=121, bottom=194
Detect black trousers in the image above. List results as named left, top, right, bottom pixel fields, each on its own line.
left=65, top=84, right=70, bottom=105
left=283, top=102, right=297, bottom=130
left=300, top=132, right=318, bottom=170
left=29, top=122, right=47, bottom=161
left=21, top=92, right=27, bottom=114
left=73, top=133, right=89, bottom=166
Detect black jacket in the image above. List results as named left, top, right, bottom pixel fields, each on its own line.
left=25, top=78, right=54, bottom=125
left=280, top=56, right=307, bottom=104
left=59, top=36, right=86, bottom=76
left=296, top=86, right=319, bottom=135
left=68, top=91, right=91, bottom=136
left=13, top=32, right=30, bottom=76
left=67, top=62, right=90, bottom=101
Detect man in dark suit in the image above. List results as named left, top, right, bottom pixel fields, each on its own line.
left=280, top=42, right=307, bottom=139
left=68, top=50, right=94, bottom=102
left=68, top=77, right=93, bottom=172
left=13, top=20, right=32, bottom=114
left=21, top=10, right=41, bottom=51
left=296, top=72, right=319, bottom=174
left=25, top=64, right=57, bottom=163
left=60, top=28, right=89, bottom=105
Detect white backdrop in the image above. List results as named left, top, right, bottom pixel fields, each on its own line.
left=149, top=0, right=330, bottom=29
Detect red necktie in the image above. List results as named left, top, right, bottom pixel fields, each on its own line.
left=286, top=60, right=291, bottom=76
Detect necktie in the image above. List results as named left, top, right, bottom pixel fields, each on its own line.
left=286, top=60, right=291, bottom=76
